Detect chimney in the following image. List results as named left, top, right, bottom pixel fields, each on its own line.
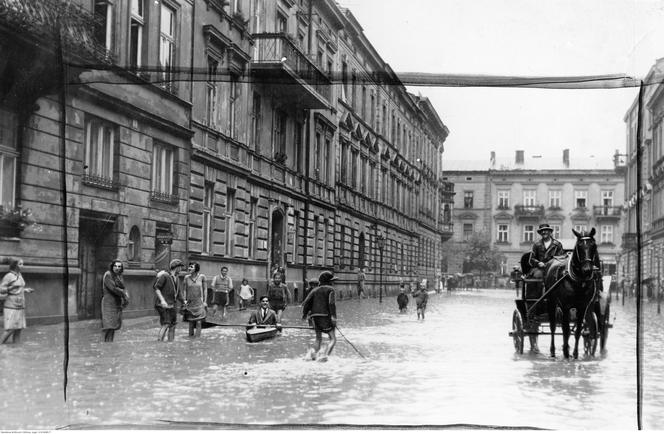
left=515, top=150, right=524, bottom=165
left=563, top=148, right=570, bottom=168
left=490, top=151, right=496, bottom=169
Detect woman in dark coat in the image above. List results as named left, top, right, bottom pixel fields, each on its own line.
left=101, top=260, right=129, bottom=342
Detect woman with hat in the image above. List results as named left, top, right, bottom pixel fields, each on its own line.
left=528, top=223, right=564, bottom=280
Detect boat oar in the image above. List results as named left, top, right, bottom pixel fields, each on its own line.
left=205, top=323, right=313, bottom=330
left=335, top=325, right=367, bottom=359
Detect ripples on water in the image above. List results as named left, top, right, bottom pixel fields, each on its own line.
left=0, top=290, right=662, bottom=429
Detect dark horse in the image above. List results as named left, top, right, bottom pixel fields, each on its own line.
left=544, top=228, right=600, bottom=359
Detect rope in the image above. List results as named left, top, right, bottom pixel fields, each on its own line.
left=335, top=325, right=367, bottom=359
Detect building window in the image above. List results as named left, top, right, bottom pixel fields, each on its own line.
left=249, top=197, right=258, bottom=258
left=351, top=150, right=358, bottom=189
left=523, top=190, right=536, bottom=206
left=575, top=190, right=587, bottom=208
left=206, top=57, right=218, bottom=127
left=549, top=190, right=561, bottom=208
left=314, top=132, right=321, bottom=180
left=251, top=92, right=262, bottom=152
left=497, top=191, right=510, bottom=209
left=463, top=191, right=474, bottom=208
left=370, top=92, right=376, bottom=127
left=277, top=11, right=287, bottom=33
left=322, top=137, right=330, bottom=183
left=600, top=225, right=613, bottom=244
left=361, top=86, right=367, bottom=119
left=274, top=110, right=287, bottom=158
left=152, top=142, right=176, bottom=198
left=159, top=3, right=176, bottom=91
left=551, top=224, right=561, bottom=240
left=84, top=117, right=117, bottom=185
left=524, top=225, right=535, bottom=242
left=497, top=224, right=509, bottom=243
left=225, top=188, right=235, bottom=256
left=129, top=0, right=144, bottom=72
left=94, top=0, right=114, bottom=52
left=574, top=224, right=588, bottom=233
left=463, top=223, right=473, bottom=241
left=341, top=61, right=349, bottom=101
left=313, top=216, right=320, bottom=266
left=601, top=190, right=614, bottom=206
left=203, top=182, right=214, bottom=254
left=229, top=74, right=239, bottom=138
left=0, top=107, right=18, bottom=208
left=127, top=225, right=141, bottom=261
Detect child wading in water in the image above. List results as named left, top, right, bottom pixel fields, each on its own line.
left=238, top=278, right=254, bottom=311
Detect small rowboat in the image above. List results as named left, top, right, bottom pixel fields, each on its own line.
left=246, top=327, right=279, bottom=343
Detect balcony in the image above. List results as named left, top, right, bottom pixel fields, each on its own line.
left=622, top=232, right=637, bottom=250
left=593, top=205, right=622, bottom=221
left=440, top=222, right=454, bottom=242
left=0, top=0, right=113, bottom=64
left=250, top=33, right=331, bottom=109
left=514, top=204, right=544, bottom=220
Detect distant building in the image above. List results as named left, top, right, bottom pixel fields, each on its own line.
left=445, top=149, right=625, bottom=276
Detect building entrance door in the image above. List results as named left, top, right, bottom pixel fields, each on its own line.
left=78, top=214, right=115, bottom=320
left=270, top=209, right=285, bottom=277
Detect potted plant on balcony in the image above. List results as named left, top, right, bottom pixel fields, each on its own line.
left=274, top=151, right=288, bottom=165
left=0, top=205, right=38, bottom=238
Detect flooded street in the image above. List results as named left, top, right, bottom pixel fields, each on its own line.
left=1, top=289, right=662, bottom=429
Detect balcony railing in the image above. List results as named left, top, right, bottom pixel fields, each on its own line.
left=593, top=205, right=622, bottom=219
left=0, top=0, right=113, bottom=64
left=251, top=33, right=331, bottom=102
left=514, top=204, right=545, bottom=219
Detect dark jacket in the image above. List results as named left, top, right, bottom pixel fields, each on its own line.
left=247, top=308, right=277, bottom=327
left=529, top=238, right=564, bottom=267
left=153, top=270, right=183, bottom=307
left=302, top=285, right=336, bottom=318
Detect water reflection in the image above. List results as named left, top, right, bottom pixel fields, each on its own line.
left=0, top=290, right=662, bottom=429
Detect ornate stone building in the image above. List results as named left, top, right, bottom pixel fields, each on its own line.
left=446, top=150, right=625, bottom=278
left=0, top=0, right=453, bottom=323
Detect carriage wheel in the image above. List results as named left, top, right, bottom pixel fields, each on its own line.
left=512, top=309, right=524, bottom=355
left=583, top=311, right=598, bottom=356
left=600, top=304, right=610, bottom=351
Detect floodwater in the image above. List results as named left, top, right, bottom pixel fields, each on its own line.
left=0, top=289, right=662, bottom=429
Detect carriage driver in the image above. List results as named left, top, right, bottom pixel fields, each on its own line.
left=528, top=223, right=564, bottom=280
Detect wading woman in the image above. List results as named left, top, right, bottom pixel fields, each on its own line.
left=183, top=261, right=207, bottom=337
left=101, top=259, right=129, bottom=342
left=0, top=257, right=34, bottom=344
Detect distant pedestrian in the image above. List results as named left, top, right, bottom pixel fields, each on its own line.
left=0, top=257, right=34, bottom=344
left=510, top=265, right=522, bottom=297
left=238, top=278, right=254, bottom=311
left=182, top=261, right=207, bottom=338
left=301, top=271, right=337, bottom=362
left=267, top=272, right=291, bottom=324
left=413, top=282, right=429, bottom=321
left=154, top=259, right=185, bottom=341
left=101, top=259, right=129, bottom=342
left=397, top=284, right=409, bottom=313
left=357, top=268, right=367, bottom=299
left=210, top=266, right=233, bottom=320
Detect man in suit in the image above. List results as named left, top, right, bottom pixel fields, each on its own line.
left=528, top=223, right=564, bottom=280
left=247, top=296, right=278, bottom=329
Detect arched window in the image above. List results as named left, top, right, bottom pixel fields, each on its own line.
left=128, top=225, right=141, bottom=261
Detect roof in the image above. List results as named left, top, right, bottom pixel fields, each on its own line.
left=444, top=152, right=616, bottom=172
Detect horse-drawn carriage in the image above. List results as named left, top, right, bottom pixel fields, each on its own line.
left=509, top=228, right=611, bottom=358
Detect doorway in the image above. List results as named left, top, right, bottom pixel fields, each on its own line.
left=270, top=208, right=285, bottom=276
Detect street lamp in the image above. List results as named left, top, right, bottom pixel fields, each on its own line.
left=376, top=232, right=385, bottom=303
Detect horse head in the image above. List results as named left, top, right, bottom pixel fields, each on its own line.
left=571, top=228, right=598, bottom=281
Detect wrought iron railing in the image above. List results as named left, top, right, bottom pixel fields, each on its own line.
left=251, top=33, right=331, bottom=101
left=0, top=0, right=113, bottom=64
left=514, top=204, right=545, bottom=218
left=82, top=174, right=119, bottom=190
left=592, top=205, right=622, bottom=218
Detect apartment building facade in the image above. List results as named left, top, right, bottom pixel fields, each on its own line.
left=621, top=58, right=664, bottom=294
left=0, top=0, right=453, bottom=324
left=445, top=150, right=625, bottom=277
